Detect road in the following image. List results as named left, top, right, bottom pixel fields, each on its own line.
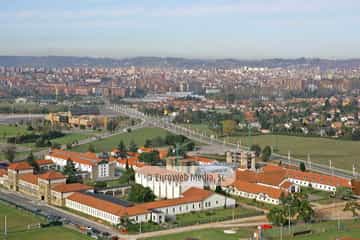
left=107, top=103, right=357, bottom=180
left=0, top=187, right=119, bottom=236
left=0, top=186, right=269, bottom=240
left=0, top=114, right=45, bottom=124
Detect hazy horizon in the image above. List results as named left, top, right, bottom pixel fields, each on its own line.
left=1, top=0, right=360, bottom=59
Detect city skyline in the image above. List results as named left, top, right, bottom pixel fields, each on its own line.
left=1, top=0, right=360, bottom=59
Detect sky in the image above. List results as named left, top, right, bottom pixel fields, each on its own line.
left=1, top=0, right=360, bottom=59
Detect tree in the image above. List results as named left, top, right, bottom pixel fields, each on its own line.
left=128, top=140, right=138, bottom=153
left=139, top=151, right=160, bottom=164
left=352, top=128, right=360, bottom=141
left=2, top=145, right=16, bottom=163
left=215, top=185, right=226, bottom=195
left=51, top=142, right=61, bottom=149
left=63, top=159, right=78, bottom=183
left=88, top=144, right=96, bottom=153
left=127, top=184, right=155, bottom=203
left=297, top=200, right=314, bottom=223
left=335, top=187, right=353, bottom=200
left=267, top=206, right=287, bottom=226
left=121, top=167, right=135, bottom=184
left=26, top=152, right=39, bottom=173
left=262, top=145, right=272, bottom=162
left=299, top=162, right=306, bottom=172
left=250, top=144, right=261, bottom=157
left=223, top=120, right=237, bottom=136
left=117, top=140, right=127, bottom=152
left=343, top=201, right=360, bottom=218
left=144, top=139, right=152, bottom=148
left=117, top=140, right=127, bottom=158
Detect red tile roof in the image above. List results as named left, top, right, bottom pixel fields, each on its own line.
left=67, top=192, right=149, bottom=217
left=138, top=187, right=214, bottom=210
left=52, top=183, right=93, bottom=193
left=232, top=180, right=284, bottom=199
left=67, top=187, right=215, bottom=218
left=36, top=159, right=54, bottom=166
left=117, top=157, right=145, bottom=168
left=19, top=173, right=38, bottom=185
left=8, top=162, right=33, bottom=171
left=257, top=164, right=351, bottom=188
left=48, top=149, right=104, bottom=166
left=286, top=168, right=351, bottom=188
left=38, top=170, right=66, bottom=180
left=236, top=168, right=287, bottom=187
left=0, top=169, right=7, bottom=177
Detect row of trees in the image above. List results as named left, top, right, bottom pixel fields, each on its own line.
left=250, top=144, right=272, bottom=161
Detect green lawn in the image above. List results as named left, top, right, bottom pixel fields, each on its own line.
left=0, top=201, right=90, bottom=240
left=3, top=226, right=92, bottom=240
left=145, top=220, right=360, bottom=240
left=145, top=228, right=253, bottom=240
left=225, top=134, right=360, bottom=171
left=264, top=220, right=360, bottom=240
left=0, top=201, right=44, bottom=233
left=129, top=207, right=262, bottom=234
left=174, top=206, right=261, bottom=226
left=50, top=132, right=92, bottom=145
left=72, top=128, right=170, bottom=152
left=0, top=124, right=29, bottom=138
left=181, top=123, right=217, bottom=136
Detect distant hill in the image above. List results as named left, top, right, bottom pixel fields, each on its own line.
left=0, top=55, right=360, bottom=69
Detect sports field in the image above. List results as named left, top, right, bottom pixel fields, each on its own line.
left=0, top=201, right=90, bottom=240
left=72, top=127, right=170, bottom=152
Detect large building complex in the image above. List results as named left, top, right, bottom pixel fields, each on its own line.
left=65, top=187, right=235, bottom=225
left=225, top=164, right=353, bottom=205
left=45, top=149, right=116, bottom=181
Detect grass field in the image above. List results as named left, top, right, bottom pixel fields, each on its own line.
left=0, top=201, right=90, bottom=240
left=47, top=132, right=92, bottom=145
left=3, top=226, right=92, bottom=240
left=129, top=207, right=262, bottom=234
left=145, top=220, right=360, bottom=240
left=225, top=134, right=360, bottom=171
left=181, top=123, right=217, bottom=136
left=145, top=228, right=253, bottom=240
left=264, top=220, right=360, bottom=240
left=72, top=127, right=170, bottom=152
left=0, top=201, right=44, bottom=233
left=183, top=123, right=359, bottom=171
left=174, top=206, right=261, bottom=226
left=0, top=124, right=29, bottom=138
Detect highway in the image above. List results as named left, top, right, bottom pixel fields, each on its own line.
left=108, top=103, right=357, bottom=180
